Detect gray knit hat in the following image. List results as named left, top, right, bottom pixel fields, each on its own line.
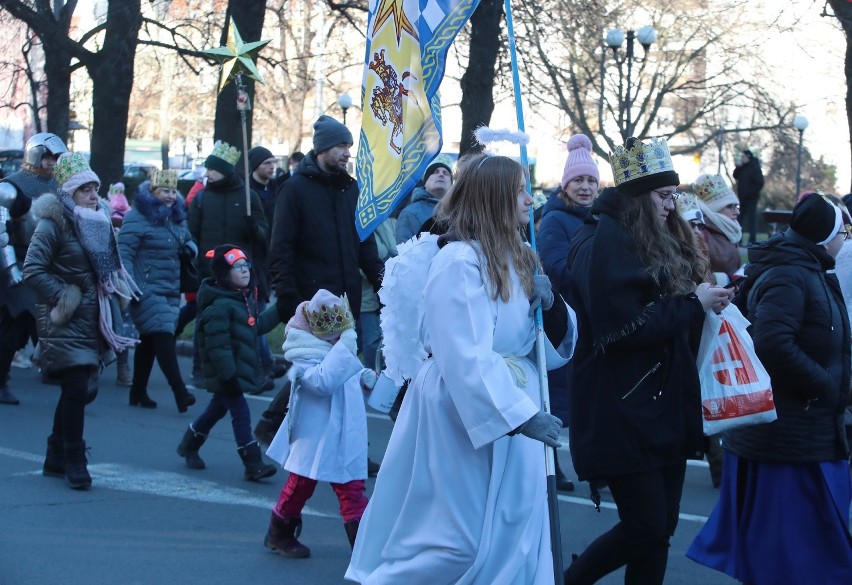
left=312, top=115, right=353, bottom=154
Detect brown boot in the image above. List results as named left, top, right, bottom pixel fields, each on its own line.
left=264, top=512, right=310, bottom=558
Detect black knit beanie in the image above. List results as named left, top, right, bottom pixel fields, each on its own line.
left=248, top=146, right=274, bottom=173
left=790, top=194, right=842, bottom=245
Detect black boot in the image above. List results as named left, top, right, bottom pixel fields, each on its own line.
left=264, top=512, right=310, bottom=558
left=555, top=452, right=575, bottom=492
left=129, top=384, right=157, bottom=408
left=237, top=441, right=276, bottom=481
left=344, top=520, right=359, bottom=550
left=0, top=386, right=19, bottom=405
left=367, top=458, right=381, bottom=477
left=43, top=435, right=65, bottom=478
left=176, top=425, right=207, bottom=469
left=64, top=440, right=92, bottom=490
left=173, top=387, right=196, bottom=414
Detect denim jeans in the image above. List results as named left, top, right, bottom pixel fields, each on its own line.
left=191, top=392, right=253, bottom=447
left=357, top=310, right=381, bottom=371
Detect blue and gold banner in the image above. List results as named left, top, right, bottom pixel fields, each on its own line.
left=355, top=0, right=480, bottom=240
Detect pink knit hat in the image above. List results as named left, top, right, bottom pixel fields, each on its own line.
left=561, top=134, right=600, bottom=189
left=286, top=301, right=312, bottom=333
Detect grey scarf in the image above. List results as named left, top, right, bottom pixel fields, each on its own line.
left=58, top=190, right=141, bottom=352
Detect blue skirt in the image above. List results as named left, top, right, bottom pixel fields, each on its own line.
left=687, top=451, right=852, bottom=584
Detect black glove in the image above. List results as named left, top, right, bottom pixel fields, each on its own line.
left=223, top=375, right=242, bottom=395
left=517, top=411, right=563, bottom=448
left=276, top=294, right=298, bottom=323
left=529, top=274, right=555, bottom=316
left=244, top=215, right=259, bottom=239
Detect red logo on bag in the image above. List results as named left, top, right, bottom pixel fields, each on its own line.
left=710, top=320, right=759, bottom=386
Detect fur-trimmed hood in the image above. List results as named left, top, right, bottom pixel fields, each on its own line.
left=135, top=181, right=187, bottom=225
left=32, top=191, right=111, bottom=230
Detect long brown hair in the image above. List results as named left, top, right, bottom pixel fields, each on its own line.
left=436, top=154, right=538, bottom=301
left=621, top=192, right=710, bottom=295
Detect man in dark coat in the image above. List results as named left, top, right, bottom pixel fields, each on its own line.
left=732, top=149, right=764, bottom=245
left=269, top=116, right=383, bottom=324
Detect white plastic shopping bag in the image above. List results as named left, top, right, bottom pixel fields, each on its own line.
left=696, top=305, right=777, bottom=434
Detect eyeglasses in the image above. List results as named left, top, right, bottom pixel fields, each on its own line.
left=689, top=221, right=706, bottom=231
left=231, top=262, right=251, bottom=271
left=652, top=190, right=681, bottom=204
left=843, top=230, right=851, bottom=241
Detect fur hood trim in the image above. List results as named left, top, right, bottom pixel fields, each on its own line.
left=135, top=181, right=187, bottom=225
left=32, top=192, right=111, bottom=229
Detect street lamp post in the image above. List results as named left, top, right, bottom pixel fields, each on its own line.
left=794, top=115, right=809, bottom=197
left=338, top=93, right=353, bottom=125
left=605, top=25, right=656, bottom=140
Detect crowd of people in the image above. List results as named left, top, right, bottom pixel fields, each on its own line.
left=1, top=120, right=850, bottom=585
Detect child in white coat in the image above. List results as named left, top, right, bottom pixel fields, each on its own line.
left=264, top=289, right=378, bottom=558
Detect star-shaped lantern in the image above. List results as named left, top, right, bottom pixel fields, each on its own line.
left=202, top=17, right=271, bottom=93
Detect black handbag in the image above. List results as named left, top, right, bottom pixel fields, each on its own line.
left=179, top=250, right=200, bottom=293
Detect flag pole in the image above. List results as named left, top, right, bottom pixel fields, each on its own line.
left=235, top=73, right=252, bottom=215
left=503, top=0, right=564, bottom=582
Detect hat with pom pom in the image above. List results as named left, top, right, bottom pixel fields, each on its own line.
left=561, top=134, right=599, bottom=189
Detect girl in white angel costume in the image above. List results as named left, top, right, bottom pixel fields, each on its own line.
left=345, top=153, right=577, bottom=584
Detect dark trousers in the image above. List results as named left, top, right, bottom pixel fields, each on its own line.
left=131, top=332, right=187, bottom=395
left=0, top=308, right=35, bottom=382
left=50, top=365, right=91, bottom=444
left=739, top=198, right=759, bottom=244
left=563, top=463, right=686, bottom=585
left=192, top=392, right=253, bottom=447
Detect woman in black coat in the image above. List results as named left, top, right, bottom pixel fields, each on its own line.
left=688, top=193, right=852, bottom=584
left=564, top=137, right=731, bottom=585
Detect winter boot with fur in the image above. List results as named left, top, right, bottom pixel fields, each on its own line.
left=115, top=354, right=132, bottom=387
left=176, top=425, right=207, bottom=469
left=264, top=512, right=310, bottom=558
left=64, top=440, right=92, bottom=490
left=43, top=434, right=65, bottom=478
left=237, top=441, right=276, bottom=481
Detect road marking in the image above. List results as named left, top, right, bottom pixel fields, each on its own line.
left=0, top=446, right=334, bottom=518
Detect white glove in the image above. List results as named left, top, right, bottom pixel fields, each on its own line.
left=360, top=369, right=378, bottom=390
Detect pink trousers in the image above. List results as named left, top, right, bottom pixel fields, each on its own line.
left=274, top=472, right=368, bottom=523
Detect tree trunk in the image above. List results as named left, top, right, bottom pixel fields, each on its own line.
left=40, top=37, right=72, bottom=141
left=213, top=0, right=266, bottom=164
left=458, top=0, right=503, bottom=155
left=87, top=0, right=142, bottom=192
left=828, top=0, right=852, bottom=192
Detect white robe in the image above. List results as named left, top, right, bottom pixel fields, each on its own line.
left=267, top=335, right=370, bottom=484
left=346, top=242, right=576, bottom=584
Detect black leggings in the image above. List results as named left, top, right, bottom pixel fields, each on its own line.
left=51, top=365, right=91, bottom=444
left=563, top=463, right=686, bottom=585
left=131, top=332, right=187, bottom=395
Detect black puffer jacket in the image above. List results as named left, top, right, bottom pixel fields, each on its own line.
left=732, top=157, right=764, bottom=204
left=267, top=151, right=383, bottom=321
left=23, top=193, right=110, bottom=373
left=724, top=231, right=852, bottom=462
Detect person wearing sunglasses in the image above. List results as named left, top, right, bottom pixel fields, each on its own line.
left=564, top=137, right=731, bottom=585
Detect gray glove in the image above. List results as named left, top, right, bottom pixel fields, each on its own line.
left=528, top=274, right=555, bottom=316
left=517, top=410, right=563, bottom=448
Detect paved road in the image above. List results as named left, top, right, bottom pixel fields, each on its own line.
left=1, top=357, right=737, bottom=585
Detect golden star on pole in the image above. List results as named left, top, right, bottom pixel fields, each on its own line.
left=202, top=17, right=271, bottom=93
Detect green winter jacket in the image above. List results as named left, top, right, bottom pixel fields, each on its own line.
left=196, top=277, right=280, bottom=394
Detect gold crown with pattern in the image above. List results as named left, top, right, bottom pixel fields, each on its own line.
left=150, top=169, right=178, bottom=189
left=302, top=295, right=355, bottom=337
left=694, top=174, right=733, bottom=203
left=609, top=137, right=674, bottom=186
left=54, top=152, right=92, bottom=187
left=209, top=141, right=241, bottom=166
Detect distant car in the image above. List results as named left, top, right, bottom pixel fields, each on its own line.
left=0, top=149, right=24, bottom=177
left=176, top=169, right=198, bottom=197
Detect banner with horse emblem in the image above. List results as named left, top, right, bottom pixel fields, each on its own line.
left=354, top=0, right=481, bottom=240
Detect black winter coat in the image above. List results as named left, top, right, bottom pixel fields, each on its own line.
left=267, top=151, right=383, bottom=321
left=732, top=158, right=764, bottom=204
left=566, top=188, right=706, bottom=481
left=187, top=172, right=268, bottom=279
left=724, top=231, right=852, bottom=462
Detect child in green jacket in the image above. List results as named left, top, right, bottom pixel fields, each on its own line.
left=176, top=244, right=278, bottom=480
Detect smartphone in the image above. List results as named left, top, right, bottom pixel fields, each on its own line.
left=723, top=277, right=746, bottom=289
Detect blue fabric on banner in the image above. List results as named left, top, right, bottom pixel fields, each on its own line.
left=687, top=450, right=852, bottom=585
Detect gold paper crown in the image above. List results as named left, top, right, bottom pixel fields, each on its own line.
left=54, top=152, right=92, bottom=187
left=302, top=295, right=355, bottom=337
left=675, top=192, right=703, bottom=221
left=609, top=137, right=674, bottom=186
left=209, top=141, right=241, bottom=166
left=694, top=174, right=733, bottom=203
left=150, top=169, right=178, bottom=189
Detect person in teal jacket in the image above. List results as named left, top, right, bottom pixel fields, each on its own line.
left=176, top=244, right=278, bottom=481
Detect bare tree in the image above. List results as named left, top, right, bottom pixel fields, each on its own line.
left=825, top=0, right=852, bottom=192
